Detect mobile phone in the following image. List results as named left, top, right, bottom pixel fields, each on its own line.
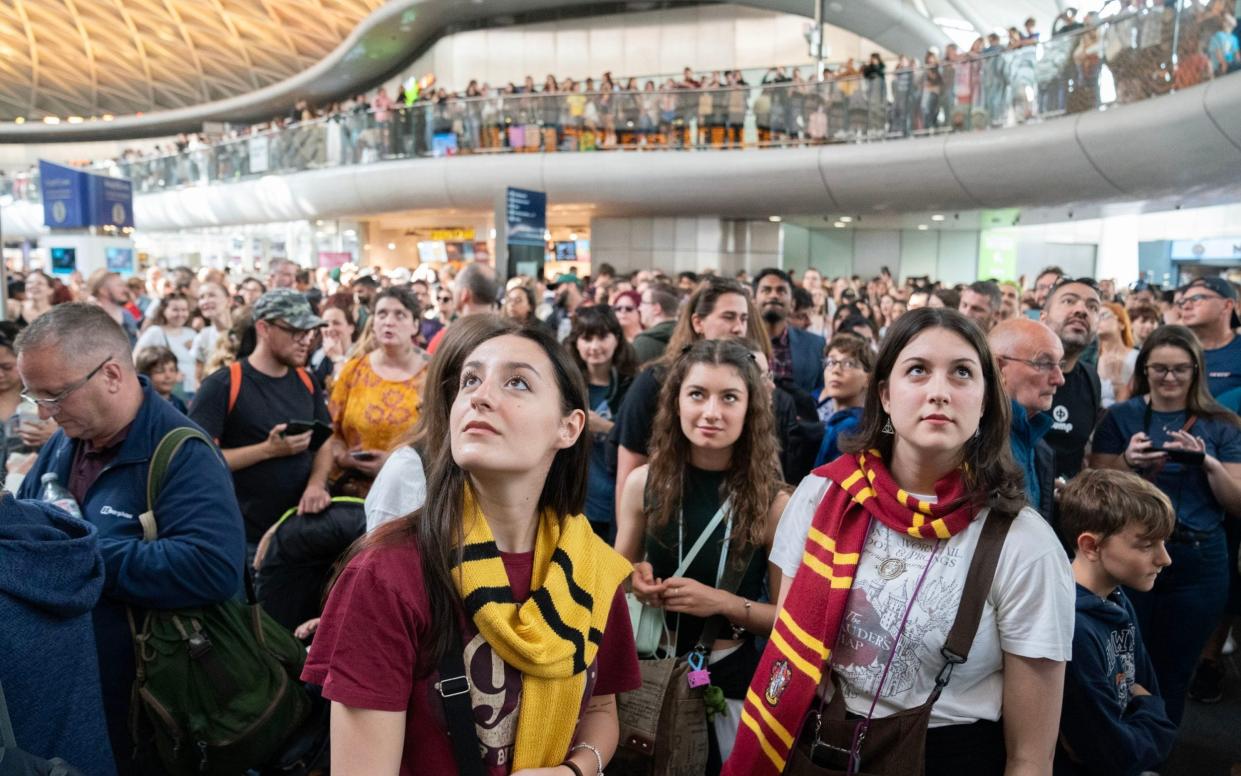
left=1148, top=447, right=1205, bottom=466
left=283, top=420, right=316, bottom=436
left=349, top=451, right=378, bottom=461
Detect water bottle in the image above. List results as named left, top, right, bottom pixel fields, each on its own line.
left=40, top=472, right=83, bottom=519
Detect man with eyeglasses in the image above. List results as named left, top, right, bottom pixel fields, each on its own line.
left=631, top=283, right=678, bottom=364
left=990, top=318, right=1067, bottom=528
left=1177, top=276, right=1241, bottom=397
left=15, top=303, right=244, bottom=773
left=190, top=290, right=333, bottom=562
left=1041, top=277, right=1103, bottom=480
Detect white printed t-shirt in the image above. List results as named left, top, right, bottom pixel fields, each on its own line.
left=770, top=474, right=1074, bottom=727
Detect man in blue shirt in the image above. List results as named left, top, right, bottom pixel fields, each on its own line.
left=991, top=318, right=1064, bottom=529
left=16, top=304, right=245, bottom=775
left=1177, top=276, right=1241, bottom=398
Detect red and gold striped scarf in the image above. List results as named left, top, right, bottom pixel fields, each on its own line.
left=722, top=449, right=976, bottom=776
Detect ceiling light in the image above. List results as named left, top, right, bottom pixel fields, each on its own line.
left=13, top=117, right=23, bottom=124
left=917, top=224, right=929, bottom=230
left=768, top=216, right=782, bottom=223
left=543, top=230, right=552, bottom=240
left=42, top=116, right=60, bottom=124
left=569, top=232, right=578, bottom=241
left=67, top=116, right=84, bottom=124
left=344, top=229, right=356, bottom=238
left=833, top=222, right=847, bottom=229
left=102, top=114, right=114, bottom=121
left=931, top=214, right=945, bottom=222
left=489, top=228, right=497, bottom=239
left=839, top=216, right=853, bottom=223
left=387, top=242, right=396, bottom=250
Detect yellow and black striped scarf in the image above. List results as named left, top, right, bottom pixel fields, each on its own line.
left=724, top=450, right=976, bottom=775
left=453, top=487, right=633, bottom=770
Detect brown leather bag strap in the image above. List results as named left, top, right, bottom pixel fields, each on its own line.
left=932, top=507, right=1016, bottom=695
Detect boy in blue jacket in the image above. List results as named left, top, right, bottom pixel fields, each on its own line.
left=1055, top=469, right=1178, bottom=776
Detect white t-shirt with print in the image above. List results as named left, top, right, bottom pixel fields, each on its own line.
left=770, top=474, right=1074, bottom=727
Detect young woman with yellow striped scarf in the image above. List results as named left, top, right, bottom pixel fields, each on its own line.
left=615, top=339, right=790, bottom=773
left=724, top=308, right=1075, bottom=776
left=304, top=316, right=640, bottom=776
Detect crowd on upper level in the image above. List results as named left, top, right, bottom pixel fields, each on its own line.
left=1, top=0, right=1236, bottom=203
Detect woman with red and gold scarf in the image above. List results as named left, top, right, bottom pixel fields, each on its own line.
left=725, top=308, right=1075, bottom=776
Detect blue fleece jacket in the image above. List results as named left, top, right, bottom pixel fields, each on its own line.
left=18, top=378, right=245, bottom=774
left=1054, top=584, right=1177, bottom=776
left=0, top=494, right=115, bottom=774
left=1007, top=398, right=1053, bottom=510
left=814, top=406, right=862, bottom=467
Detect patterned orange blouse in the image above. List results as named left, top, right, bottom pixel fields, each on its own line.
left=329, top=352, right=428, bottom=474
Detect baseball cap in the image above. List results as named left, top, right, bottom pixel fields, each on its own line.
left=1184, top=276, right=1240, bottom=327
left=252, top=289, right=324, bottom=330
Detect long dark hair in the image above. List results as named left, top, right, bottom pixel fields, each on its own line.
left=646, top=339, right=784, bottom=548
left=342, top=315, right=591, bottom=664
left=1131, top=325, right=1240, bottom=427
left=565, top=305, right=638, bottom=381
left=842, top=307, right=1024, bottom=513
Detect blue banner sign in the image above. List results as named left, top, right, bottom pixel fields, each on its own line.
left=505, top=188, right=547, bottom=247
left=90, top=175, right=135, bottom=229
left=38, top=161, right=90, bottom=228
left=38, top=160, right=134, bottom=229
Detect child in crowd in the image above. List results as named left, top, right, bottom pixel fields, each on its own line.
left=1055, top=469, right=1178, bottom=776
left=135, top=346, right=187, bottom=414
left=813, top=332, right=872, bottom=465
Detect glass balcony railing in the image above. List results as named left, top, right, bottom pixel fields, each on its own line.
left=1, top=2, right=1234, bottom=205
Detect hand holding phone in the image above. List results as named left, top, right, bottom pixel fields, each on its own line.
left=349, top=450, right=378, bottom=461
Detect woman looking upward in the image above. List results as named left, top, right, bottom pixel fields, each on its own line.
left=727, top=308, right=1074, bottom=776
left=305, top=316, right=639, bottom=776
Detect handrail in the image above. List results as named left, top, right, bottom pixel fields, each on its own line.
left=1, top=3, right=1233, bottom=206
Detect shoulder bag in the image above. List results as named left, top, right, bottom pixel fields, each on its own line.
left=784, top=508, right=1015, bottom=776
left=614, top=504, right=756, bottom=776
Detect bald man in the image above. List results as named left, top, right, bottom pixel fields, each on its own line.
left=990, top=318, right=1066, bottom=527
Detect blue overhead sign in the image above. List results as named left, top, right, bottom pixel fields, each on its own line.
left=90, top=174, right=135, bottom=229
left=505, top=187, right=547, bottom=247
left=38, top=160, right=134, bottom=230
left=38, top=160, right=90, bottom=228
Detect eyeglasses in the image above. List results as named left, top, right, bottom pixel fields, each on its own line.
left=614, top=305, right=636, bottom=313
left=1175, top=293, right=1222, bottom=309
left=269, top=321, right=317, bottom=343
left=21, top=356, right=112, bottom=410
left=998, top=355, right=1067, bottom=373
left=1146, top=363, right=1195, bottom=379
left=825, top=357, right=864, bottom=371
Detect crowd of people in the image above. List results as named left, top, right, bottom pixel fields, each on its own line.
left=1, top=246, right=1239, bottom=776
left=2, top=1, right=1237, bottom=201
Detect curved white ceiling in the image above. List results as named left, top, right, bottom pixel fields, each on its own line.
left=0, top=0, right=947, bottom=142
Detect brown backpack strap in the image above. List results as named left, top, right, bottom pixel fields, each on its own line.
left=931, top=507, right=1016, bottom=698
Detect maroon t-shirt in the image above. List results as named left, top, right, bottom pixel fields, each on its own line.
left=302, top=538, right=640, bottom=775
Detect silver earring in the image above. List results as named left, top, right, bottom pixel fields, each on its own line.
left=882, top=417, right=894, bottom=435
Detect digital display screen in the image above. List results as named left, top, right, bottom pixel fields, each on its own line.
left=50, top=247, right=77, bottom=274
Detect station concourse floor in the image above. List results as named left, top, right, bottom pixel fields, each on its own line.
left=1166, top=651, right=1241, bottom=776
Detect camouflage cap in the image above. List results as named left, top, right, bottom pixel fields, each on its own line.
left=252, top=289, right=323, bottom=330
